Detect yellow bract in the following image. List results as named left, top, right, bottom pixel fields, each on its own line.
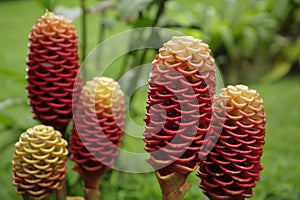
left=158, top=36, right=214, bottom=70
left=34, top=11, right=75, bottom=38
left=12, top=125, right=68, bottom=199
left=217, top=84, right=265, bottom=125
left=81, top=76, right=124, bottom=112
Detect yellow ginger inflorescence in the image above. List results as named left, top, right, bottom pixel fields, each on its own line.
left=12, top=125, right=68, bottom=200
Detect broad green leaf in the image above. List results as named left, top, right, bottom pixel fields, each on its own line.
left=0, top=113, right=11, bottom=127
left=185, top=28, right=202, bottom=39
left=0, top=128, right=17, bottom=151
left=285, top=38, right=300, bottom=61
left=66, top=159, right=81, bottom=187
left=0, top=67, right=26, bottom=84
left=262, top=61, right=292, bottom=83
left=117, top=0, right=153, bottom=21
left=0, top=98, right=23, bottom=110
left=242, top=27, right=257, bottom=57
left=162, top=1, right=193, bottom=26
left=132, top=17, right=153, bottom=28
left=220, top=26, right=235, bottom=58
left=271, top=0, right=290, bottom=20
left=0, top=67, right=21, bottom=76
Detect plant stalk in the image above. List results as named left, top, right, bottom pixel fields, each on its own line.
left=80, top=0, right=87, bottom=80
left=84, top=188, right=100, bottom=200
left=73, top=165, right=108, bottom=200
left=155, top=170, right=192, bottom=200
left=56, top=179, right=67, bottom=200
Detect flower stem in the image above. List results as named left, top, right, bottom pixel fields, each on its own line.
left=73, top=165, right=108, bottom=200
left=155, top=171, right=192, bottom=200
left=84, top=188, right=101, bottom=200
left=80, top=0, right=87, bottom=80
left=56, top=179, right=67, bottom=200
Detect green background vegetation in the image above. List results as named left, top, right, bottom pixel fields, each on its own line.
left=0, top=0, right=299, bottom=199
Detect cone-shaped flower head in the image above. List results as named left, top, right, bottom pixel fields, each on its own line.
left=12, top=125, right=68, bottom=200
left=71, top=76, right=125, bottom=172
left=197, top=85, right=266, bottom=200
left=26, top=11, right=80, bottom=134
left=144, top=36, right=216, bottom=177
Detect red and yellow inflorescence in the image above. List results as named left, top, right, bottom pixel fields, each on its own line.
left=26, top=11, right=80, bottom=134
left=70, top=76, right=125, bottom=172
left=144, top=36, right=216, bottom=176
left=197, top=85, right=266, bottom=200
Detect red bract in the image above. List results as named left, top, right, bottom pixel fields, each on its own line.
left=197, top=85, right=266, bottom=200
left=70, top=77, right=125, bottom=191
left=26, top=11, right=80, bottom=134
left=143, top=36, right=216, bottom=199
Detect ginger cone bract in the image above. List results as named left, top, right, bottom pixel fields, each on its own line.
left=143, top=36, right=216, bottom=199
left=26, top=11, right=80, bottom=134
left=197, top=85, right=266, bottom=200
left=70, top=77, right=125, bottom=198
left=12, top=125, right=68, bottom=200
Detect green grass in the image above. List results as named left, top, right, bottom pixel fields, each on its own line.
left=0, top=1, right=300, bottom=199
left=249, top=78, right=300, bottom=200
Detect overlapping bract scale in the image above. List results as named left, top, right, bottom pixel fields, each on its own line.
left=71, top=77, right=125, bottom=172
left=197, top=85, right=266, bottom=200
left=144, top=36, right=216, bottom=175
left=12, top=125, right=68, bottom=200
left=26, top=11, right=80, bottom=134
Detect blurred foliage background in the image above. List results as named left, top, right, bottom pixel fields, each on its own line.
left=0, top=0, right=299, bottom=199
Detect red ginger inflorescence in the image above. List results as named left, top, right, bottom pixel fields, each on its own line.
left=197, top=85, right=266, bottom=200
left=143, top=36, right=216, bottom=199
left=70, top=76, right=125, bottom=189
left=12, top=125, right=68, bottom=200
left=26, top=11, right=81, bottom=134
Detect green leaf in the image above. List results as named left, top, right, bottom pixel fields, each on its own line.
left=0, top=67, right=21, bottom=77
left=132, top=16, right=153, bottom=28
left=271, top=0, right=290, bottom=20
left=262, top=61, right=292, bottom=83
left=0, top=113, right=11, bottom=127
left=0, top=128, right=17, bottom=151
left=285, top=38, right=300, bottom=61
left=185, top=28, right=202, bottom=39
left=117, top=0, right=153, bottom=21
left=219, top=26, right=235, bottom=58
left=0, top=67, right=25, bottom=85
left=66, top=159, right=81, bottom=187
left=35, top=0, right=60, bottom=11
left=242, top=27, right=257, bottom=57
left=0, top=98, right=23, bottom=110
